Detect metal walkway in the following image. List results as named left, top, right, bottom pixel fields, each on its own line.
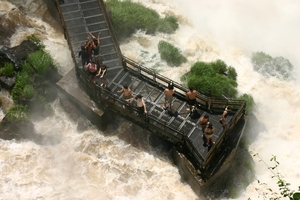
left=56, top=0, right=246, bottom=180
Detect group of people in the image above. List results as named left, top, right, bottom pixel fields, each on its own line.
left=102, top=67, right=232, bottom=149
left=163, top=84, right=198, bottom=112
left=199, top=106, right=231, bottom=150
left=117, top=85, right=147, bottom=114
left=78, top=31, right=108, bottom=87
left=116, top=82, right=201, bottom=118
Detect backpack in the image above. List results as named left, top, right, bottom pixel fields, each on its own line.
left=190, top=109, right=200, bottom=119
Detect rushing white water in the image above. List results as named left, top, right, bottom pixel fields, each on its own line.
left=1, top=0, right=300, bottom=199
left=126, top=0, right=300, bottom=199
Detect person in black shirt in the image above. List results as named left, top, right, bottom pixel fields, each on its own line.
left=78, top=45, right=89, bottom=68
left=96, top=63, right=107, bottom=87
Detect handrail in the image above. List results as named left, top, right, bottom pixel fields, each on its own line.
left=76, top=68, right=185, bottom=139
left=123, top=56, right=246, bottom=173
left=55, top=0, right=79, bottom=72
left=97, top=0, right=123, bottom=66
left=56, top=0, right=246, bottom=181
left=123, top=56, right=244, bottom=110
left=204, top=103, right=245, bottom=164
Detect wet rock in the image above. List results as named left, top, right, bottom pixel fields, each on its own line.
left=0, top=76, right=16, bottom=89
left=0, top=96, right=15, bottom=113
left=0, top=117, right=61, bottom=145
left=0, top=117, right=36, bottom=141
left=0, top=40, right=39, bottom=70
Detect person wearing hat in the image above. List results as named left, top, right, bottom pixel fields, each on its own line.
left=127, top=94, right=147, bottom=114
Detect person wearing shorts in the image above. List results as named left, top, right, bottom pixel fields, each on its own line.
left=186, top=86, right=197, bottom=111
left=163, top=82, right=175, bottom=110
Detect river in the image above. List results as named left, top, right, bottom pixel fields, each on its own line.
left=0, top=0, right=299, bottom=199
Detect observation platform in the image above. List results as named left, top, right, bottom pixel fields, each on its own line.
left=55, top=0, right=246, bottom=186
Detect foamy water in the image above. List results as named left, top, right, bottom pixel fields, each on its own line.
left=1, top=0, right=300, bottom=199
left=126, top=0, right=300, bottom=198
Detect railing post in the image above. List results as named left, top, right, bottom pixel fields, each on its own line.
left=122, top=57, right=127, bottom=69
left=138, top=65, right=141, bottom=75
left=153, top=72, right=156, bottom=82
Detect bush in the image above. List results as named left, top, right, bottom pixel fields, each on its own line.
left=0, top=62, right=15, bottom=77
left=157, top=15, right=179, bottom=34
left=158, top=40, right=187, bottom=66
left=12, top=71, right=32, bottom=100
left=106, top=0, right=178, bottom=40
left=253, top=154, right=300, bottom=200
left=27, top=34, right=44, bottom=49
left=21, top=61, right=35, bottom=75
left=236, top=93, right=255, bottom=114
left=5, top=105, right=29, bottom=122
left=228, top=66, right=237, bottom=81
left=185, top=60, right=238, bottom=98
left=210, top=59, right=227, bottom=74
left=251, top=52, right=294, bottom=80
left=27, top=50, right=53, bottom=75
left=23, top=85, right=34, bottom=99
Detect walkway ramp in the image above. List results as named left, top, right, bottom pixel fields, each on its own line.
left=58, top=0, right=122, bottom=68
left=56, top=0, right=246, bottom=182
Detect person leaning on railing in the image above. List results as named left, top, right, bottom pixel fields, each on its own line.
left=117, top=85, right=134, bottom=108
left=186, top=86, right=198, bottom=111
left=126, top=94, right=147, bottom=114
left=220, top=106, right=231, bottom=129
left=85, top=60, right=98, bottom=83
left=163, top=82, right=175, bottom=110
left=96, top=63, right=107, bottom=87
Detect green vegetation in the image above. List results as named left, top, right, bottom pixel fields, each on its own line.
left=0, top=62, right=15, bottom=77
left=236, top=94, right=255, bottom=115
left=11, top=49, right=54, bottom=100
left=27, top=49, right=54, bottom=74
left=251, top=52, right=294, bottom=80
left=229, top=186, right=238, bottom=198
left=158, top=40, right=187, bottom=66
left=106, top=0, right=178, bottom=40
left=183, top=60, right=255, bottom=114
left=23, top=85, right=34, bottom=99
left=186, top=60, right=238, bottom=98
left=252, top=154, right=300, bottom=200
left=12, top=70, right=32, bottom=100
left=5, top=105, right=29, bottom=122
left=27, top=34, right=45, bottom=48
left=157, top=15, right=179, bottom=34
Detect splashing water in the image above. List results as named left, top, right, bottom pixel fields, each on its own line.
left=1, top=0, right=300, bottom=199
left=124, top=0, right=300, bottom=198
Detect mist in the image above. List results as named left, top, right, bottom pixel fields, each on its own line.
left=1, top=0, right=299, bottom=199
left=127, top=0, right=300, bottom=198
